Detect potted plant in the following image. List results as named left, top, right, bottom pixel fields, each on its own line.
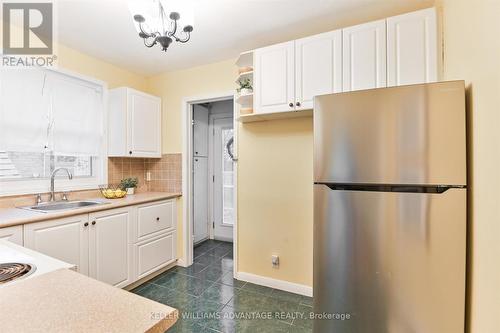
left=237, top=78, right=253, bottom=96
left=120, top=177, right=138, bottom=195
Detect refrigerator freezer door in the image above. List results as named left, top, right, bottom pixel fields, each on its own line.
left=313, top=81, right=466, bottom=185
left=313, top=184, right=466, bottom=333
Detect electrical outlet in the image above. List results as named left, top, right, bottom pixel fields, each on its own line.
left=272, top=254, right=279, bottom=268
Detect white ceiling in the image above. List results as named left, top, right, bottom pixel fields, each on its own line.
left=57, top=0, right=434, bottom=76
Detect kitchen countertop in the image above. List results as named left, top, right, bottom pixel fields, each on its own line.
left=0, top=268, right=178, bottom=332
left=0, top=192, right=181, bottom=228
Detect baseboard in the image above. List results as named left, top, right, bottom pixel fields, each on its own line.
left=177, top=258, right=188, bottom=267
left=236, top=271, right=313, bottom=297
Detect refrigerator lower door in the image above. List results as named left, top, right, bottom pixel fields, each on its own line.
left=313, top=184, right=466, bottom=333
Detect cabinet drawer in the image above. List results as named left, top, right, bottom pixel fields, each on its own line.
left=137, top=200, right=175, bottom=240
left=135, top=231, right=176, bottom=280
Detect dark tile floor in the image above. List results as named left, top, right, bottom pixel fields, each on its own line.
left=132, top=239, right=313, bottom=333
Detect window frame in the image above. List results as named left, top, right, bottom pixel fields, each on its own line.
left=0, top=67, right=108, bottom=197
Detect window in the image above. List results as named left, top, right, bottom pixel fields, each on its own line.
left=222, top=128, right=234, bottom=225
left=0, top=67, right=106, bottom=196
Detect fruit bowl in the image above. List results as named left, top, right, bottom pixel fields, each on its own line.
left=99, top=185, right=127, bottom=199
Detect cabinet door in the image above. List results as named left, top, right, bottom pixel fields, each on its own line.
left=89, top=208, right=131, bottom=288
left=127, top=90, right=161, bottom=158
left=193, top=104, right=209, bottom=157
left=135, top=231, right=176, bottom=280
left=24, top=215, right=89, bottom=275
left=0, top=225, right=23, bottom=245
left=193, top=156, right=209, bottom=244
left=295, top=30, right=342, bottom=110
left=387, top=8, right=438, bottom=86
left=254, top=41, right=295, bottom=113
left=343, top=20, right=387, bottom=91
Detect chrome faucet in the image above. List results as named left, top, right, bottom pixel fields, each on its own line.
left=49, top=167, right=73, bottom=202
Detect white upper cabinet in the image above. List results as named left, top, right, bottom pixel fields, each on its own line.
left=387, top=7, right=438, bottom=86
left=108, top=87, right=161, bottom=158
left=295, top=30, right=342, bottom=110
left=254, top=41, right=295, bottom=113
left=342, top=20, right=387, bottom=92
left=249, top=8, right=438, bottom=116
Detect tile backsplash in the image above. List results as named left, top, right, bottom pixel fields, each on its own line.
left=108, top=154, right=182, bottom=193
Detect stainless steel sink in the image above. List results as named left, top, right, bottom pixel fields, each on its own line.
left=19, top=200, right=108, bottom=213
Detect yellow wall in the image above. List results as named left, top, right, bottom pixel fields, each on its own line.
left=238, top=118, right=314, bottom=285
left=436, top=0, right=500, bottom=331
left=57, top=44, right=148, bottom=91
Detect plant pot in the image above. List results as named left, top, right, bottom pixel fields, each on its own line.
left=240, top=88, right=253, bottom=96
left=126, top=187, right=135, bottom=195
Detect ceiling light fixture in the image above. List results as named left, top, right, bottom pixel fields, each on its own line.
left=132, top=1, right=193, bottom=52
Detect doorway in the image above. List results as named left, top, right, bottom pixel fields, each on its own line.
left=191, top=99, right=235, bottom=247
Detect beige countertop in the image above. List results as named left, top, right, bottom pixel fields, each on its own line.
left=0, top=192, right=181, bottom=228
left=0, top=268, right=178, bottom=332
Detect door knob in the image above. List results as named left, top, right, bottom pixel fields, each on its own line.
left=129, top=151, right=132, bottom=155
left=91, top=221, right=96, bottom=225
left=156, top=217, right=160, bottom=221
left=84, top=222, right=89, bottom=227
left=289, top=103, right=294, bottom=107
left=296, top=102, right=301, bottom=107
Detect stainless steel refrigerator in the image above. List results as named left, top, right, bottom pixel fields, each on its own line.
left=313, top=81, right=467, bottom=333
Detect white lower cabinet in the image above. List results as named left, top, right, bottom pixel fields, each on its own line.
left=0, top=225, right=23, bottom=245
left=134, top=231, right=176, bottom=280
left=24, top=215, right=89, bottom=275
left=89, top=208, right=132, bottom=288
left=21, top=198, right=177, bottom=288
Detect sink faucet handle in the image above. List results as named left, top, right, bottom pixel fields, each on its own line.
left=61, top=192, right=69, bottom=201
left=36, top=194, right=43, bottom=205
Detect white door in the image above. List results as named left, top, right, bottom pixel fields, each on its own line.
left=254, top=41, right=295, bottom=113
left=343, top=20, right=387, bottom=91
left=24, top=215, right=89, bottom=275
left=128, top=90, right=161, bottom=157
left=295, top=29, right=343, bottom=110
left=387, top=7, right=438, bottom=86
left=193, top=156, right=209, bottom=244
left=193, top=105, right=209, bottom=157
left=89, top=208, right=131, bottom=288
left=0, top=225, right=23, bottom=245
left=213, top=117, right=234, bottom=241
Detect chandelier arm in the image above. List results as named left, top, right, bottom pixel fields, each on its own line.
left=168, top=18, right=178, bottom=37
left=138, top=22, right=155, bottom=38
left=176, top=31, right=191, bottom=43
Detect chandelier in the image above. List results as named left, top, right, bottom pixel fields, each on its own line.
left=132, top=1, right=194, bottom=52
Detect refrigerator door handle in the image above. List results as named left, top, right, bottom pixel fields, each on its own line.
left=315, top=182, right=466, bottom=193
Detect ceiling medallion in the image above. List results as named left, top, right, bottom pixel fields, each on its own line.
left=133, top=1, right=193, bottom=52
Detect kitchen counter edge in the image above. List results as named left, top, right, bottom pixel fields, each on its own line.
left=0, top=192, right=182, bottom=228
